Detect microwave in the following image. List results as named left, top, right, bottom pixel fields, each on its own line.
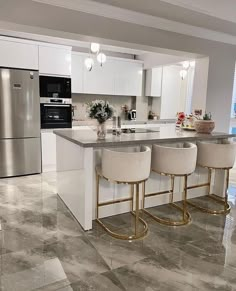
left=40, top=76, right=71, bottom=99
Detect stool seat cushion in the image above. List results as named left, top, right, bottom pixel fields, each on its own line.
left=197, top=140, right=236, bottom=169
left=152, top=142, right=197, bottom=175
left=101, top=146, right=151, bottom=182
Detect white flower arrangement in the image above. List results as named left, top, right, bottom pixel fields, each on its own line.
left=87, top=100, right=114, bottom=124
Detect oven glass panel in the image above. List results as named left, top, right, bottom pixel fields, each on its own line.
left=40, top=104, right=72, bottom=129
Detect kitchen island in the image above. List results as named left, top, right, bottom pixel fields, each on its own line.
left=54, top=125, right=235, bottom=230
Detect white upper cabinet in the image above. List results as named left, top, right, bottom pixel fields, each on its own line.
left=72, top=53, right=84, bottom=93
left=71, top=53, right=143, bottom=96
left=39, top=45, right=72, bottom=76
left=145, top=67, right=162, bottom=97
left=0, top=37, right=38, bottom=70
left=114, top=60, right=143, bottom=96
left=160, top=66, right=182, bottom=119
left=83, top=58, right=114, bottom=95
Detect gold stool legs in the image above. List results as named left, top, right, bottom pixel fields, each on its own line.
left=187, top=168, right=231, bottom=215
left=142, top=175, right=191, bottom=226
left=96, top=173, right=148, bottom=240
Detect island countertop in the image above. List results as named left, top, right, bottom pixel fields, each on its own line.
left=54, top=125, right=236, bottom=148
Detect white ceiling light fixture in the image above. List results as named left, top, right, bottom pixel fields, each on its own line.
left=180, top=69, right=188, bottom=80
left=182, top=61, right=190, bottom=69
left=90, top=42, right=100, bottom=54
left=84, top=57, right=94, bottom=71
left=97, top=52, right=107, bottom=66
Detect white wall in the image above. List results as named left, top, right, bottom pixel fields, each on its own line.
left=137, top=52, right=191, bottom=69
left=191, top=57, right=209, bottom=114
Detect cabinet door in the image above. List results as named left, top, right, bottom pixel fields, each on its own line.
left=83, top=59, right=114, bottom=95
left=71, top=53, right=84, bottom=93
left=0, top=39, right=38, bottom=70
left=114, top=60, right=143, bottom=96
left=39, top=46, right=71, bottom=76
left=41, top=132, right=56, bottom=172
left=145, top=67, right=162, bottom=97
left=160, top=66, right=181, bottom=119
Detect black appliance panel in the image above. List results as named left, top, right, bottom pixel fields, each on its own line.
left=40, top=103, right=72, bottom=129
left=40, top=76, right=71, bottom=99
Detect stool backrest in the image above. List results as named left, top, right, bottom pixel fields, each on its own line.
left=102, top=146, right=151, bottom=183
left=197, top=140, right=236, bottom=168
left=152, top=142, right=197, bottom=175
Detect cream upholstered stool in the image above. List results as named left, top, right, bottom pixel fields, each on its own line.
left=142, top=142, right=197, bottom=226
left=96, top=146, right=151, bottom=240
left=187, top=141, right=236, bottom=215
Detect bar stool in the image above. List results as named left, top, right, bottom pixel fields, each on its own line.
left=143, top=142, right=197, bottom=226
left=187, top=140, right=236, bottom=215
left=96, top=146, right=151, bottom=240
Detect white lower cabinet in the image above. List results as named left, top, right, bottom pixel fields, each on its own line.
left=41, top=132, right=56, bottom=172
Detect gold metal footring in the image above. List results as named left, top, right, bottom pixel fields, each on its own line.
left=143, top=174, right=191, bottom=226
left=96, top=173, right=148, bottom=240
left=187, top=168, right=231, bottom=215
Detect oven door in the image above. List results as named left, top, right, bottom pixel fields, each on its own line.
left=40, top=104, right=72, bottom=129
left=40, top=76, right=71, bottom=99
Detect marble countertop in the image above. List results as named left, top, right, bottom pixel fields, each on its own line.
left=53, top=125, right=236, bottom=148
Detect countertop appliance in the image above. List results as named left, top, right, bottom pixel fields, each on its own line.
left=40, top=75, right=72, bottom=129
left=0, top=68, right=41, bottom=178
left=127, top=109, right=136, bottom=120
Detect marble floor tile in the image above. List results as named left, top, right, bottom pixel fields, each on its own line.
left=0, top=172, right=236, bottom=290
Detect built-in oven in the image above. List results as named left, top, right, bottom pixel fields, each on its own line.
left=39, top=76, right=71, bottom=99
left=40, top=99, right=72, bottom=129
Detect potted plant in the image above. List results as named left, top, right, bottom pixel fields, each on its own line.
left=194, top=112, right=215, bottom=134
left=87, top=100, right=114, bottom=140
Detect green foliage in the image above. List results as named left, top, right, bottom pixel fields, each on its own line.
left=87, top=100, right=114, bottom=124
left=203, top=112, right=212, bottom=120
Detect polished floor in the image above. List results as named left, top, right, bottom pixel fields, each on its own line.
left=0, top=173, right=236, bottom=290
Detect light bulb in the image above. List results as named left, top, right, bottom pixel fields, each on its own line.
left=90, top=43, right=100, bottom=54
left=190, top=61, right=196, bottom=68
left=84, top=57, right=94, bottom=71
left=97, top=53, right=107, bottom=66
left=182, top=61, right=190, bottom=69
left=180, top=69, right=187, bottom=80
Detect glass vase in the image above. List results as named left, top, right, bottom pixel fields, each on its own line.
left=97, top=122, right=107, bottom=140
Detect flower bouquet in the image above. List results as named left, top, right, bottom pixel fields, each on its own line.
left=87, top=100, right=114, bottom=139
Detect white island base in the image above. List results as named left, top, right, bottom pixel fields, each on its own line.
left=55, top=127, right=231, bottom=231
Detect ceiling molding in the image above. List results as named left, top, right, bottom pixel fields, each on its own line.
left=32, top=0, right=236, bottom=46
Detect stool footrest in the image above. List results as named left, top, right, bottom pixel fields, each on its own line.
left=142, top=203, right=191, bottom=226
left=187, top=195, right=231, bottom=215
left=96, top=211, right=148, bottom=240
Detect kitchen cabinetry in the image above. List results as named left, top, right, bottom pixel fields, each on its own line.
left=39, top=45, right=72, bottom=76
left=160, top=66, right=182, bottom=119
left=41, top=131, right=56, bottom=172
left=0, top=37, right=38, bottom=70
left=83, top=59, right=115, bottom=95
left=71, top=53, right=143, bottom=96
left=72, top=53, right=84, bottom=93
left=145, top=67, right=162, bottom=97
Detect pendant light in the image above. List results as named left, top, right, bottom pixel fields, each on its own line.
left=97, top=53, right=107, bottom=66
left=180, top=69, right=187, bottom=80
left=84, top=57, right=94, bottom=71
left=90, top=43, right=100, bottom=54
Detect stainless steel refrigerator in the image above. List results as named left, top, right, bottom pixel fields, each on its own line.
left=0, top=68, right=41, bottom=178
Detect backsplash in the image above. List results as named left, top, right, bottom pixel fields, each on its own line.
left=72, top=94, right=136, bottom=121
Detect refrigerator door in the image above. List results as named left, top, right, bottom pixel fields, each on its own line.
left=0, top=138, right=41, bottom=177
left=0, top=68, right=40, bottom=139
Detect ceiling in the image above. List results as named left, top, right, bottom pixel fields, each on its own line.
left=91, top=0, right=236, bottom=36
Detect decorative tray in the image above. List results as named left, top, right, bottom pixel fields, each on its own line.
left=181, top=126, right=196, bottom=131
